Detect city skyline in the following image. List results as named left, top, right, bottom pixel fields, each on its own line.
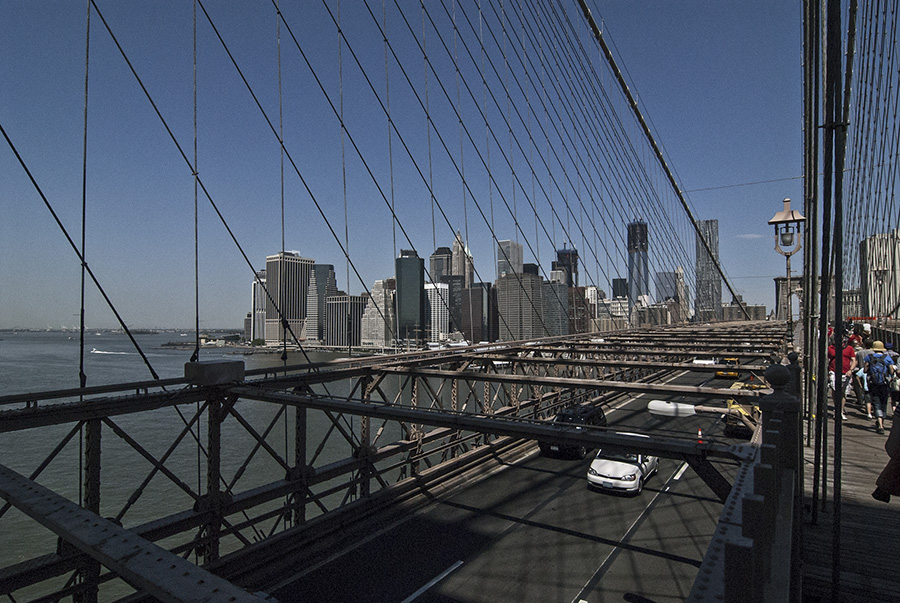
left=3, top=3, right=809, bottom=330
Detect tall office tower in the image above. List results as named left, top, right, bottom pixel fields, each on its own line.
left=496, top=271, right=544, bottom=341
left=553, top=246, right=579, bottom=287
left=695, top=219, right=723, bottom=321
left=429, top=247, right=452, bottom=283
left=860, top=228, right=900, bottom=318
left=460, top=282, right=498, bottom=343
left=497, top=239, right=524, bottom=279
left=440, top=274, right=464, bottom=333
left=655, top=271, right=677, bottom=302
left=627, top=220, right=649, bottom=309
left=324, top=293, right=366, bottom=347
left=424, top=283, right=450, bottom=342
left=567, top=287, right=592, bottom=334
left=395, top=250, right=425, bottom=344
left=612, top=278, right=628, bottom=299
left=361, top=278, right=396, bottom=346
left=265, top=251, right=314, bottom=344
left=452, top=230, right=475, bottom=288
left=584, top=286, right=604, bottom=318
left=305, top=264, right=338, bottom=343
left=544, top=279, right=569, bottom=337
left=250, top=269, right=267, bottom=342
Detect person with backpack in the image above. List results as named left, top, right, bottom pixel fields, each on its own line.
left=865, top=341, right=896, bottom=434
left=886, top=343, right=900, bottom=414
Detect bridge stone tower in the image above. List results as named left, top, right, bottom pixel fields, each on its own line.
left=774, top=275, right=804, bottom=321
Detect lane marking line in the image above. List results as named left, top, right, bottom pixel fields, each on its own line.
left=401, top=560, right=464, bottom=603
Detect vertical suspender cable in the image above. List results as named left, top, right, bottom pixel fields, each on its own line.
left=384, top=0, right=397, bottom=261
left=339, top=0, right=351, bottom=355
left=192, top=0, right=202, bottom=529
left=78, top=0, right=92, bottom=508
left=479, top=1, right=496, bottom=280
left=191, top=0, right=200, bottom=365
left=576, top=0, right=751, bottom=320
left=278, top=0, right=287, bottom=365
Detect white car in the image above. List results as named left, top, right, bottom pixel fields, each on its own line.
left=587, top=437, right=659, bottom=494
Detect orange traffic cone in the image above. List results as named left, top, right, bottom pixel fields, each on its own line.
left=697, top=427, right=703, bottom=443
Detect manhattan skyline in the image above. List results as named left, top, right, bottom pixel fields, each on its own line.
left=3, top=3, right=803, bottom=330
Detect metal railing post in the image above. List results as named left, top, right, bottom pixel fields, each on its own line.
left=75, top=419, right=101, bottom=603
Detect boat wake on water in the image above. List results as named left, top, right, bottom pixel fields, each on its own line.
left=90, top=348, right=133, bottom=355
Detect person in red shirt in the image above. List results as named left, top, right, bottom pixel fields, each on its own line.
left=828, top=335, right=857, bottom=420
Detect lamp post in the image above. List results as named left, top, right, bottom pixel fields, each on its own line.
left=768, top=198, right=806, bottom=347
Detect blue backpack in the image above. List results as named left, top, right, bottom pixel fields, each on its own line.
left=868, top=354, right=890, bottom=385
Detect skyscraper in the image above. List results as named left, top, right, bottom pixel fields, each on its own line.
left=324, top=293, right=366, bottom=347
left=429, top=247, right=452, bottom=283
left=361, top=278, right=396, bottom=347
left=460, top=282, right=498, bottom=343
left=544, top=275, right=568, bottom=337
left=264, top=251, right=314, bottom=344
left=553, top=246, right=579, bottom=287
left=496, top=271, right=544, bottom=341
left=612, top=278, right=628, bottom=299
left=250, top=269, right=266, bottom=342
left=627, top=220, right=649, bottom=309
left=395, top=250, right=425, bottom=344
left=497, top=239, right=523, bottom=279
left=424, top=283, right=450, bottom=342
left=305, top=264, right=338, bottom=343
left=695, top=219, right=722, bottom=321
left=452, top=230, right=475, bottom=288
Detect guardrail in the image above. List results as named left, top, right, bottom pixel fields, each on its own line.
left=688, top=364, right=802, bottom=602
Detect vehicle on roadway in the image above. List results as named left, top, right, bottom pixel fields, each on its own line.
left=538, top=403, right=607, bottom=459
left=715, top=357, right=740, bottom=379
left=586, top=433, right=659, bottom=494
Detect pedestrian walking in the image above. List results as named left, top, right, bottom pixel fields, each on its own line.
left=865, top=341, right=896, bottom=435
left=854, top=340, right=874, bottom=418
left=886, top=343, right=900, bottom=414
left=828, top=334, right=856, bottom=420
left=873, top=422, right=900, bottom=503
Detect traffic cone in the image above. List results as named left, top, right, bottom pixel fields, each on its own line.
left=697, top=427, right=703, bottom=443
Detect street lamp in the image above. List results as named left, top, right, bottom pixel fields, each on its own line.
left=768, top=198, right=806, bottom=347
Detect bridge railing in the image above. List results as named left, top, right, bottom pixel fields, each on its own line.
left=0, top=330, right=788, bottom=602
left=688, top=364, right=802, bottom=603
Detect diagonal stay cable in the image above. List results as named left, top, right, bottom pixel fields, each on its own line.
left=86, top=0, right=323, bottom=369
left=1, top=122, right=160, bottom=381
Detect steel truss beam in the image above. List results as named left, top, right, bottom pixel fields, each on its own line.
left=0, top=463, right=275, bottom=603
left=232, top=387, right=754, bottom=464
left=374, top=367, right=762, bottom=400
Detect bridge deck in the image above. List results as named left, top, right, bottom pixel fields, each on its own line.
left=802, top=402, right=900, bottom=602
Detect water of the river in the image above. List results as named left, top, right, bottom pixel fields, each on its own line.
left=0, top=330, right=382, bottom=592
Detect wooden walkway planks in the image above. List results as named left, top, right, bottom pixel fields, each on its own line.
left=802, top=403, right=900, bottom=602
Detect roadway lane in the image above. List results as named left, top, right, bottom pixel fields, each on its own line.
left=272, top=370, right=750, bottom=603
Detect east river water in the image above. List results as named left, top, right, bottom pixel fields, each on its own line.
left=0, top=330, right=378, bottom=593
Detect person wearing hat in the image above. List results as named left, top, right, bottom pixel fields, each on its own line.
left=864, top=341, right=896, bottom=434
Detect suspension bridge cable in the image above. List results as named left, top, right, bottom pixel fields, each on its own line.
left=0, top=122, right=160, bottom=381
left=576, top=0, right=750, bottom=319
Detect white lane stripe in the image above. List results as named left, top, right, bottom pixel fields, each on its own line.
left=674, top=462, right=689, bottom=480
left=400, top=560, right=464, bottom=603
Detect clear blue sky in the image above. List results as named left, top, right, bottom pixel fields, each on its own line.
left=1, top=1, right=803, bottom=330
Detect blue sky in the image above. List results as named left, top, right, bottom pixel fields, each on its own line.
left=1, top=1, right=803, bottom=330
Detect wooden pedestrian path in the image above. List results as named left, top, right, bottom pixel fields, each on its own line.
left=801, top=403, right=900, bottom=602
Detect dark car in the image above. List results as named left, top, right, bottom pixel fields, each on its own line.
left=538, top=404, right=608, bottom=459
